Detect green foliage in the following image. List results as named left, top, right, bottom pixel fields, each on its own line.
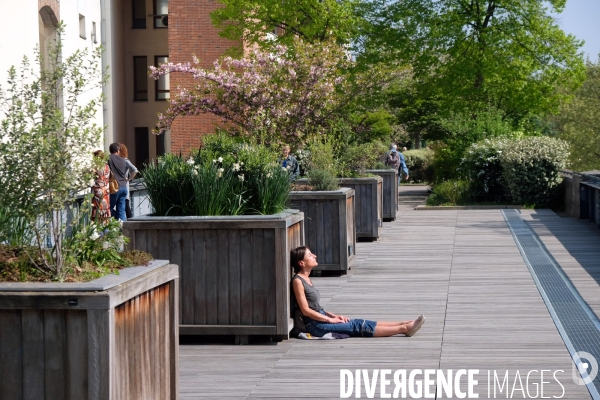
left=461, top=137, right=512, bottom=202
left=0, top=207, right=33, bottom=248
left=63, top=198, right=130, bottom=270
left=550, top=58, right=600, bottom=171
left=211, top=0, right=361, bottom=48
left=305, top=137, right=341, bottom=191
left=360, top=0, right=586, bottom=119
left=247, top=166, right=291, bottom=215
left=349, top=109, right=395, bottom=144
left=144, top=134, right=290, bottom=216
left=431, top=108, right=527, bottom=182
left=191, top=161, right=246, bottom=216
left=339, top=141, right=389, bottom=177
left=143, top=153, right=195, bottom=216
left=0, top=25, right=106, bottom=280
left=307, top=169, right=340, bottom=191
left=499, top=137, right=569, bottom=206
left=403, top=149, right=434, bottom=183
left=426, top=180, right=472, bottom=206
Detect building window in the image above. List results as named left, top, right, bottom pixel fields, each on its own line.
left=153, top=0, right=168, bottom=28
left=133, top=56, right=148, bottom=101
left=135, top=127, right=150, bottom=168
left=132, top=0, right=146, bottom=29
left=91, top=22, right=97, bottom=43
left=155, top=56, right=170, bottom=101
left=156, top=133, right=166, bottom=157
left=79, top=15, right=86, bottom=39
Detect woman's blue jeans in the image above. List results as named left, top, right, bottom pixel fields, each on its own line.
left=305, top=310, right=377, bottom=337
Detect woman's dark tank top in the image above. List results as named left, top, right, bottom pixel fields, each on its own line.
left=292, top=274, right=323, bottom=312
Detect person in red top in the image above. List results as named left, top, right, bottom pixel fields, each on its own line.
left=91, top=150, right=111, bottom=223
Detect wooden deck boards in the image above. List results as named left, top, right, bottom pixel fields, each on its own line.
left=179, top=187, right=596, bottom=399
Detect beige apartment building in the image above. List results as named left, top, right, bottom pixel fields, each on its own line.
left=3, top=0, right=233, bottom=168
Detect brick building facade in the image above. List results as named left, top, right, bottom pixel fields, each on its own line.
left=168, top=0, right=239, bottom=155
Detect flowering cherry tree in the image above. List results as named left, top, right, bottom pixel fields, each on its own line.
left=150, top=38, right=349, bottom=145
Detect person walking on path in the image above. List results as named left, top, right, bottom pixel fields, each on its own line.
left=386, top=144, right=409, bottom=185
left=118, top=144, right=138, bottom=219
left=291, top=246, right=425, bottom=338
left=108, top=143, right=129, bottom=221
left=91, top=150, right=111, bottom=223
left=279, top=144, right=300, bottom=181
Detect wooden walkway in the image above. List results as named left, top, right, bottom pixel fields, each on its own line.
left=180, top=187, right=599, bottom=399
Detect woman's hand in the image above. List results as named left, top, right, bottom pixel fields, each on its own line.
left=326, top=313, right=349, bottom=323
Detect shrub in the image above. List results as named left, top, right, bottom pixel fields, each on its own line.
left=426, top=180, right=472, bottom=206
left=340, top=141, right=389, bottom=177
left=499, top=137, right=569, bottom=206
left=144, top=134, right=290, bottom=216
left=403, top=149, right=434, bottom=183
left=461, top=137, right=512, bottom=202
left=308, top=168, right=339, bottom=191
left=0, top=26, right=107, bottom=280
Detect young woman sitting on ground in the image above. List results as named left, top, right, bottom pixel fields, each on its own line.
left=291, top=246, right=425, bottom=338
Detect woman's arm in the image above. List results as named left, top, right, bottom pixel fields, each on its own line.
left=292, top=279, right=338, bottom=323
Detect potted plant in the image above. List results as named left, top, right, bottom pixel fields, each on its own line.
left=289, top=139, right=356, bottom=274
left=0, top=30, right=179, bottom=399
left=124, top=134, right=304, bottom=341
left=337, top=142, right=386, bottom=240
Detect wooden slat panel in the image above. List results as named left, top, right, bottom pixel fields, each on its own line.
left=147, top=230, right=158, bottom=257
left=252, top=229, right=265, bottom=325
left=21, top=310, right=45, bottom=400
left=205, top=230, right=219, bottom=325
left=156, top=229, right=171, bottom=260
left=88, top=309, right=110, bottom=400
left=169, top=230, right=185, bottom=324
left=148, top=287, right=159, bottom=400
left=228, top=230, right=241, bottom=325
left=66, top=311, right=88, bottom=400
left=192, top=230, right=206, bottom=325
left=44, top=310, right=67, bottom=400
left=240, top=229, right=253, bottom=325
left=263, top=229, right=276, bottom=325
left=217, top=229, right=229, bottom=325
left=168, top=279, right=179, bottom=400
left=159, top=284, right=171, bottom=399
left=330, top=199, right=339, bottom=265
left=0, top=310, right=23, bottom=400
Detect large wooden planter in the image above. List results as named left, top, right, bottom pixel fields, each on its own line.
left=365, top=169, right=399, bottom=221
left=339, top=177, right=383, bottom=240
left=0, top=260, right=179, bottom=400
left=288, top=188, right=356, bottom=273
left=123, top=210, right=304, bottom=340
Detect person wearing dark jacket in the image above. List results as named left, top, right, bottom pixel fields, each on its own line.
left=279, top=145, right=300, bottom=181
left=108, top=143, right=129, bottom=221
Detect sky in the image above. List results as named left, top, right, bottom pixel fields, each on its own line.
left=552, top=0, right=600, bottom=62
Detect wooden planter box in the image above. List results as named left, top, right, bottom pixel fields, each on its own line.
left=365, top=169, right=398, bottom=221
left=0, top=260, right=179, bottom=400
left=123, top=210, right=304, bottom=340
left=339, top=177, right=383, bottom=240
left=288, top=188, right=356, bottom=273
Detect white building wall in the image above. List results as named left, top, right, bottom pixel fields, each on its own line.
left=0, top=1, right=105, bottom=150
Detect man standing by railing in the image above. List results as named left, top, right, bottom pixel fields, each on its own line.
left=108, top=143, right=129, bottom=221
